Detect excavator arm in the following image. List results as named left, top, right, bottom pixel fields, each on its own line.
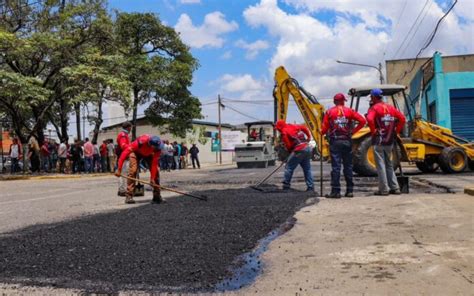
left=273, top=66, right=329, bottom=157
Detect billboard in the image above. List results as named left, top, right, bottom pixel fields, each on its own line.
left=221, top=131, right=242, bottom=151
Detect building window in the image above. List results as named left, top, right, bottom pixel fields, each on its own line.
left=428, top=102, right=436, bottom=124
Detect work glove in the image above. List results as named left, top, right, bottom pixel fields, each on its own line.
left=114, top=170, right=122, bottom=177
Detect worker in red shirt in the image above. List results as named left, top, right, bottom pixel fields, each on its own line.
left=366, top=88, right=406, bottom=196
left=116, top=122, right=132, bottom=196
left=115, top=134, right=163, bottom=204
left=275, top=120, right=314, bottom=192
left=321, top=93, right=366, bottom=198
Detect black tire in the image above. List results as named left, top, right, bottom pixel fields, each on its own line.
left=438, top=147, right=467, bottom=173
left=469, top=160, right=474, bottom=171
left=268, top=160, right=276, bottom=166
left=415, top=158, right=439, bottom=173
left=353, top=136, right=400, bottom=177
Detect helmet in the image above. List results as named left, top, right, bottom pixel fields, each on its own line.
left=333, top=93, right=347, bottom=102
left=370, top=88, right=383, bottom=97
left=149, top=136, right=163, bottom=150
left=275, top=120, right=286, bottom=131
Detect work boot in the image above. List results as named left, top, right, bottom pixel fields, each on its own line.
left=306, top=187, right=314, bottom=192
left=374, top=191, right=389, bottom=196
left=344, top=192, right=354, bottom=198
left=117, top=191, right=126, bottom=197
left=151, top=195, right=163, bottom=204
left=389, top=189, right=402, bottom=195
left=325, top=192, right=341, bottom=199
left=125, top=195, right=135, bottom=204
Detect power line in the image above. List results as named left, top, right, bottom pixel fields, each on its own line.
left=392, top=0, right=430, bottom=59
left=382, top=0, right=408, bottom=60
left=397, top=0, right=434, bottom=59
left=222, top=103, right=263, bottom=121
left=396, top=0, right=458, bottom=83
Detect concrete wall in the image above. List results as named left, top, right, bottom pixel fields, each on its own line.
left=97, top=122, right=235, bottom=165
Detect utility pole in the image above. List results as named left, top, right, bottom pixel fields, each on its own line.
left=336, top=60, right=385, bottom=84
left=218, top=94, right=222, bottom=164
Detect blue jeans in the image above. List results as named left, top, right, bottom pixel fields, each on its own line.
left=329, top=139, right=354, bottom=194
left=85, top=157, right=93, bottom=173
left=283, top=146, right=313, bottom=189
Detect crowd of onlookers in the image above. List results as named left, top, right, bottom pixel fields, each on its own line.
left=5, top=136, right=201, bottom=174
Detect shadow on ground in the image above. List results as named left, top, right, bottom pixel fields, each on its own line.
left=0, top=187, right=314, bottom=293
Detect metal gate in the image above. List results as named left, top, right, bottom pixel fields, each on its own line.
left=450, top=89, right=474, bottom=141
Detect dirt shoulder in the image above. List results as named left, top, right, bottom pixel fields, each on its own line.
left=236, top=193, right=474, bottom=296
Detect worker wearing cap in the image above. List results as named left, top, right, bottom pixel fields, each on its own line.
left=116, top=134, right=163, bottom=204
left=321, top=93, right=366, bottom=198
left=366, top=88, right=406, bottom=196
left=116, top=122, right=132, bottom=196
left=275, top=120, right=314, bottom=192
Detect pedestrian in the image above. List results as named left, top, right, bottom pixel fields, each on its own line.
left=180, top=142, right=188, bottom=169
left=166, top=140, right=174, bottom=171
left=115, top=134, right=163, bottom=204
left=173, top=141, right=181, bottom=170
left=92, top=141, right=100, bottom=172
left=100, top=140, right=108, bottom=172
left=58, top=139, right=68, bottom=173
left=40, top=141, right=50, bottom=173
left=321, top=93, right=366, bottom=198
left=189, top=143, right=200, bottom=169
left=27, top=135, right=40, bottom=173
left=8, top=138, right=21, bottom=174
left=70, top=139, right=83, bottom=174
left=107, top=139, right=116, bottom=172
left=160, top=140, right=168, bottom=171
left=116, top=122, right=132, bottom=196
left=83, top=138, right=94, bottom=173
left=275, top=120, right=314, bottom=192
left=49, top=140, right=58, bottom=172
left=366, top=88, right=406, bottom=196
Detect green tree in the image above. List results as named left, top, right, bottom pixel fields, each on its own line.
left=114, top=12, right=202, bottom=139
left=0, top=0, right=111, bottom=143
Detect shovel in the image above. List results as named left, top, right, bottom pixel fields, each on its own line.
left=121, top=174, right=208, bottom=201
left=251, top=161, right=286, bottom=191
left=397, top=164, right=409, bottom=194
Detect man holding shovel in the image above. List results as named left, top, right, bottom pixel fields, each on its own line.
left=115, top=134, right=163, bottom=204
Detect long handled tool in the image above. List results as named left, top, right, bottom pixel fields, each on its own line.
left=250, top=160, right=286, bottom=191
left=121, top=174, right=208, bottom=201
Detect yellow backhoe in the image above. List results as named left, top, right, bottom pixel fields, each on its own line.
left=273, top=66, right=474, bottom=175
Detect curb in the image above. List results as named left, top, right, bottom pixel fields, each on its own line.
left=0, top=173, right=113, bottom=181
left=464, top=187, right=474, bottom=196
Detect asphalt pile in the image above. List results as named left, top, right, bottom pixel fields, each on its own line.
left=0, top=187, right=313, bottom=293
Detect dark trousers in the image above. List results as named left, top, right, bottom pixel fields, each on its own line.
left=329, top=139, right=354, bottom=194
left=31, top=154, right=40, bottom=172
left=101, top=156, right=108, bottom=172
left=10, top=158, right=18, bottom=173
left=191, top=156, right=200, bottom=168
left=59, top=158, right=67, bottom=173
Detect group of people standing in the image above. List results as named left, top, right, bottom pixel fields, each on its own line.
left=160, top=141, right=201, bottom=171
left=276, top=88, right=406, bottom=197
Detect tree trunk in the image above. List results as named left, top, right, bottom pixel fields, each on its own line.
left=131, top=88, right=139, bottom=140
left=75, top=103, right=81, bottom=141
left=91, top=93, right=104, bottom=144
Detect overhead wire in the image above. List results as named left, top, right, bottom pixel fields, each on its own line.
left=381, top=0, right=408, bottom=60
left=396, top=0, right=458, bottom=83
left=222, top=103, right=263, bottom=121
left=397, top=0, right=434, bottom=59
left=391, top=0, right=431, bottom=59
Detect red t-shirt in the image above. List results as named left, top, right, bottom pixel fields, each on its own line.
left=118, top=134, right=160, bottom=181
left=366, top=102, right=406, bottom=145
left=279, top=124, right=311, bottom=152
left=321, top=105, right=366, bottom=139
left=116, top=130, right=130, bottom=151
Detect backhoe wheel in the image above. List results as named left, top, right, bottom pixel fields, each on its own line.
left=415, top=158, right=439, bottom=173
left=438, top=147, right=467, bottom=173
left=469, top=160, right=474, bottom=171
left=352, top=137, right=400, bottom=176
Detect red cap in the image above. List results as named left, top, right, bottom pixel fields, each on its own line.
left=333, top=93, right=347, bottom=102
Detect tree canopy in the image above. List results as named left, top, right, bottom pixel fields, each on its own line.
left=0, top=1, right=201, bottom=144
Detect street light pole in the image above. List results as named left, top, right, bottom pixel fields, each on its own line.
left=217, top=94, right=222, bottom=165
left=336, top=60, right=385, bottom=84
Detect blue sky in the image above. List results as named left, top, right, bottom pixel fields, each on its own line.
left=97, top=0, right=473, bottom=128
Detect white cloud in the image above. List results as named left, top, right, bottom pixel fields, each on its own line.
left=235, top=39, right=270, bottom=59
left=175, top=12, right=238, bottom=48
left=220, top=50, right=232, bottom=60
left=218, top=74, right=264, bottom=93
left=180, top=0, right=200, bottom=4
left=242, top=0, right=474, bottom=100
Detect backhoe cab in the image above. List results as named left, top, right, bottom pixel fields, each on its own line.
left=234, top=121, right=277, bottom=168
left=349, top=85, right=474, bottom=175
